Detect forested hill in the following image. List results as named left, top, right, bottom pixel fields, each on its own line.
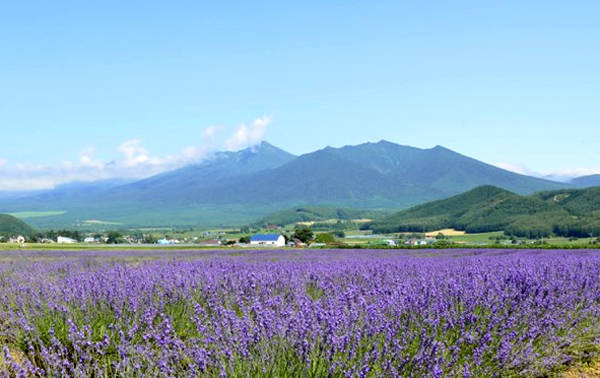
left=365, top=186, right=600, bottom=238
left=0, top=214, right=36, bottom=237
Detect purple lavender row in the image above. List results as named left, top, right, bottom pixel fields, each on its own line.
left=1, top=249, right=599, bottom=376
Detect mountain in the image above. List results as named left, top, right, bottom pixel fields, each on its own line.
left=168, top=141, right=567, bottom=208
left=571, top=175, right=600, bottom=188
left=0, top=214, right=35, bottom=237
left=0, top=142, right=297, bottom=228
left=366, top=186, right=600, bottom=238
left=0, top=141, right=570, bottom=229
left=32, top=179, right=135, bottom=200
left=325, top=141, right=566, bottom=195
left=112, top=141, right=296, bottom=201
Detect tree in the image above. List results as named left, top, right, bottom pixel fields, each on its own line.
left=239, top=236, right=250, bottom=244
left=333, top=230, right=346, bottom=238
left=143, top=234, right=158, bottom=244
left=315, top=233, right=335, bottom=244
left=294, top=227, right=314, bottom=244
left=106, top=231, right=122, bottom=244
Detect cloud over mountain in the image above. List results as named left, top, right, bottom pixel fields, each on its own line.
left=225, top=117, right=271, bottom=151
left=0, top=117, right=271, bottom=191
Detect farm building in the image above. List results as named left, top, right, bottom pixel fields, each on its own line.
left=8, top=236, right=26, bottom=244
left=197, top=239, right=222, bottom=247
left=57, top=236, right=77, bottom=244
left=250, top=234, right=286, bottom=247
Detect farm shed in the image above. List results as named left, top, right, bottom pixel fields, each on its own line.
left=250, top=234, right=286, bottom=247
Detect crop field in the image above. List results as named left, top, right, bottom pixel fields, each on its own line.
left=8, top=211, right=67, bottom=219
left=1, top=249, right=600, bottom=377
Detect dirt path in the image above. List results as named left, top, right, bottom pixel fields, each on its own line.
left=562, top=360, right=600, bottom=377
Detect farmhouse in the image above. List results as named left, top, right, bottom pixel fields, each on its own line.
left=57, top=236, right=77, bottom=244
left=197, top=239, right=222, bottom=247
left=9, top=236, right=26, bottom=244
left=382, top=239, right=397, bottom=247
left=250, top=234, right=286, bottom=247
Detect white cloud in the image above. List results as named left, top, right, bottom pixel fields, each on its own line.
left=548, top=168, right=600, bottom=177
left=225, top=116, right=271, bottom=151
left=0, top=116, right=273, bottom=191
left=202, top=125, right=220, bottom=139
left=495, top=162, right=600, bottom=182
left=0, top=140, right=215, bottom=191
left=544, top=168, right=600, bottom=182
left=79, top=147, right=104, bottom=169
left=118, top=139, right=157, bottom=168
left=0, top=178, right=58, bottom=191
left=494, top=162, right=534, bottom=176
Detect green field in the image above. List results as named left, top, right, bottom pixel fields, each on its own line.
left=447, top=231, right=505, bottom=244
left=9, top=211, right=66, bottom=219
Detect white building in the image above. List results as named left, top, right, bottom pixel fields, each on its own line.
left=9, top=236, right=26, bottom=244
left=83, top=237, right=97, bottom=243
left=57, top=236, right=77, bottom=244
left=250, top=234, right=286, bottom=247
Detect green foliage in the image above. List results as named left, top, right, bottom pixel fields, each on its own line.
left=333, top=230, right=346, bottom=238
left=367, top=186, right=600, bottom=238
left=106, top=231, right=122, bottom=244
left=314, top=233, right=335, bottom=244
left=239, top=236, right=251, bottom=243
left=294, top=227, right=314, bottom=244
left=143, top=234, right=158, bottom=244
left=0, top=214, right=36, bottom=238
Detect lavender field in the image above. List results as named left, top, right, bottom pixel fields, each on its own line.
left=1, top=249, right=600, bottom=377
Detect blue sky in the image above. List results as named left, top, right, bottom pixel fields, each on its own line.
left=0, top=1, right=599, bottom=189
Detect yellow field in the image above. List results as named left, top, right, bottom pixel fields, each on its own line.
left=425, top=228, right=467, bottom=237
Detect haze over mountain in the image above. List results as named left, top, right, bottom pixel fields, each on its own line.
left=570, top=175, right=600, bottom=188
left=0, top=140, right=573, bottom=229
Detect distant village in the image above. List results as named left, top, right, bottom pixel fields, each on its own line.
left=0, top=225, right=444, bottom=248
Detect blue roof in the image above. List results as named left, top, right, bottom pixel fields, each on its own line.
left=250, top=234, right=281, bottom=242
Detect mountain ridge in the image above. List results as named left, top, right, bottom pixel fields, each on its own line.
left=571, top=174, right=600, bottom=188
left=0, top=140, right=573, bottom=229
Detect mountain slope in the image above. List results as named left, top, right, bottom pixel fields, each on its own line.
left=107, top=141, right=296, bottom=201
left=160, top=141, right=567, bottom=208
left=330, top=141, right=567, bottom=194
left=0, top=214, right=35, bottom=237
left=0, top=141, right=571, bottom=229
left=571, top=175, right=600, bottom=188
left=366, top=186, right=600, bottom=238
